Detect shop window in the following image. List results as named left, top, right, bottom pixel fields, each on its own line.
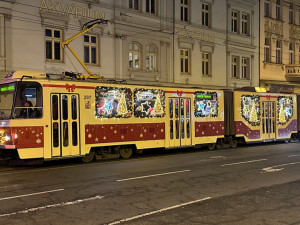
left=241, top=95, right=260, bottom=126
left=95, top=87, right=132, bottom=118
left=194, top=92, right=218, bottom=117
left=134, top=88, right=165, bottom=118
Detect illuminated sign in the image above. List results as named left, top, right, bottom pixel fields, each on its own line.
left=0, top=85, right=15, bottom=92
left=196, top=94, right=213, bottom=100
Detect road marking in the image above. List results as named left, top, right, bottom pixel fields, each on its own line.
left=288, top=154, right=300, bottom=158
left=0, top=195, right=104, bottom=218
left=0, top=188, right=64, bottom=201
left=108, top=197, right=211, bottom=225
left=262, top=161, right=300, bottom=173
left=0, top=184, right=20, bottom=189
left=116, top=170, right=191, bottom=182
left=221, top=159, right=267, bottom=167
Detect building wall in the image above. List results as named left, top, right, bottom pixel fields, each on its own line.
left=260, top=0, right=300, bottom=93
left=0, top=0, right=260, bottom=90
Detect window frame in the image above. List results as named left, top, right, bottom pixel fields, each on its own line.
left=180, top=48, right=191, bottom=74
left=146, top=0, right=156, bottom=14
left=241, top=57, right=249, bottom=79
left=289, top=3, right=294, bottom=24
left=276, top=0, right=281, bottom=20
left=264, top=0, right=270, bottom=18
left=129, top=0, right=140, bottom=11
left=231, top=56, right=239, bottom=78
left=231, top=10, right=239, bottom=33
left=241, top=13, right=249, bottom=35
left=264, top=37, right=271, bottom=62
left=180, top=0, right=189, bottom=22
left=84, top=34, right=99, bottom=66
left=45, top=27, right=62, bottom=62
left=202, top=3, right=210, bottom=27
left=276, top=40, right=282, bottom=64
left=129, top=42, right=141, bottom=70
left=202, top=52, right=211, bottom=76
left=289, top=42, right=294, bottom=64
left=145, top=45, right=157, bottom=71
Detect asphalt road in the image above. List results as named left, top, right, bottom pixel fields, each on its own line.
left=0, top=142, right=300, bottom=225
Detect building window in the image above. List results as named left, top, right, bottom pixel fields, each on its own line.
left=84, top=34, right=98, bottom=65
left=145, top=45, right=157, bottom=71
left=202, top=3, right=210, bottom=27
left=231, top=10, right=239, bottom=33
left=180, top=0, right=189, bottom=22
left=289, top=3, right=294, bottom=24
left=146, top=0, right=155, bottom=14
left=264, top=0, right=270, bottom=17
left=241, top=57, right=249, bottom=79
left=129, top=42, right=141, bottom=69
left=45, top=28, right=62, bottom=61
left=276, top=40, right=282, bottom=64
left=241, top=13, right=249, bottom=35
left=299, top=47, right=300, bottom=64
left=202, top=52, right=211, bottom=76
left=276, top=0, right=281, bottom=20
left=129, top=0, right=139, bottom=11
left=232, top=56, right=239, bottom=78
left=264, top=38, right=271, bottom=62
left=289, top=42, right=294, bottom=64
left=180, top=49, right=190, bottom=74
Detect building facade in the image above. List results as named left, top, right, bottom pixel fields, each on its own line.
left=260, top=0, right=300, bottom=93
left=0, top=0, right=259, bottom=89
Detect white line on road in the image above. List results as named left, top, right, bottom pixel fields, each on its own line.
left=0, top=195, right=104, bottom=218
left=0, top=184, right=20, bottom=189
left=288, top=154, right=300, bottom=157
left=0, top=188, right=64, bottom=201
left=108, top=197, right=211, bottom=225
left=221, top=159, right=267, bottom=167
left=262, top=161, right=300, bottom=173
left=116, top=170, right=191, bottom=182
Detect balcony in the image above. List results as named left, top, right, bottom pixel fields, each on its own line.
left=285, top=65, right=300, bottom=82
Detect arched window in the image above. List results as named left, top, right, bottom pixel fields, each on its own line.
left=145, top=45, right=157, bottom=71
left=129, top=42, right=141, bottom=69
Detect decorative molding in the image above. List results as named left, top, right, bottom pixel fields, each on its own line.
left=264, top=17, right=283, bottom=36
left=289, top=24, right=300, bottom=40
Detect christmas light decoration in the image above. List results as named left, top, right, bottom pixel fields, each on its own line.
left=277, top=96, right=293, bottom=125
left=241, top=95, right=260, bottom=126
left=117, top=93, right=128, bottom=115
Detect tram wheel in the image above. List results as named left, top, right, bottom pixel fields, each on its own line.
left=230, top=139, right=238, bottom=148
left=81, top=151, right=95, bottom=163
left=208, top=143, right=216, bottom=150
left=120, top=147, right=133, bottom=159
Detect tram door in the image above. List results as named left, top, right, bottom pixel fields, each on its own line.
left=51, top=94, right=80, bottom=157
left=261, top=101, right=276, bottom=140
left=169, top=98, right=191, bottom=147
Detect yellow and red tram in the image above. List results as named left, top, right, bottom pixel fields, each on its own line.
left=0, top=71, right=298, bottom=162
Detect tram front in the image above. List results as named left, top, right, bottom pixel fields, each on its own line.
left=0, top=71, right=44, bottom=160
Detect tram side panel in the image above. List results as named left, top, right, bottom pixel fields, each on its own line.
left=192, top=90, right=225, bottom=146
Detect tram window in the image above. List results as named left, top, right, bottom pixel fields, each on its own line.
left=96, top=86, right=132, bottom=118
left=62, top=95, right=68, bottom=120
left=186, top=99, right=190, bottom=118
left=134, top=88, right=165, bottom=118
left=181, top=119, right=185, bottom=138
left=181, top=99, right=184, bottom=118
left=186, top=119, right=190, bottom=138
left=53, top=122, right=59, bottom=147
left=170, top=120, right=173, bottom=139
left=63, top=122, right=69, bottom=147
left=71, top=95, right=77, bottom=120
left=169, top=99, right=173, bottom=118
left=241, top=95, right=260, bottom=126
left=14, top=82, right=43, bottom=119
left=262, top=119, right=265, bottom=134
left=175, top=120, right=179, bottom=139
left=52, top=95, right=58, bottom=120
left=175, top=99, right=179, bottom=118
left=194, top=91, right=218, bottom=117
left=72, top=122, right=78, bottom=146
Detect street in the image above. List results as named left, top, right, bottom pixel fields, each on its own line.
left=0, top=142, right=300, bottom=225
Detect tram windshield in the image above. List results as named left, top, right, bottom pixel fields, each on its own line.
left=13, top=82, right=43, bottom=119
left=0, top=83, right=16, bottom=119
